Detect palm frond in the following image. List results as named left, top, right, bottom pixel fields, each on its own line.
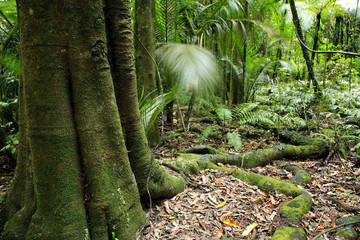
left=139, top=88, right=177, bottom=134
left=156, top=43, right=221, bottom=94
left=155, top=0, right=188, bottom=42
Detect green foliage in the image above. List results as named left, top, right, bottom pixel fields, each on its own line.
left=232, top=103, right=274, bottom=128
left=139, top=87, right=177, bottom=135
left=157, top=43, right=221, bottom=95
left=0, top=0, right=17, bottom=25
left=155, top=0, right=187, bottom=43
left=314, top=126, right=357, bottom=159
left=226, top=131, right=242, bottom=151
left=214, top=107, right=232, bottom=125
left=199, top=125, right=222, bottom=142
left=0, top=131, right=17, bottom=157
left=111, top=232, right=119, bottom=240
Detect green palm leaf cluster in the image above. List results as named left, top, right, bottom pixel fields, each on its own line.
left=155, top=0, right=187, bottom=43
left=157, top=43, right=220, bottom=94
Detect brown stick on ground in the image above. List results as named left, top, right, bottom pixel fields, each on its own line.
left=332, top=198, right=360, bottom=213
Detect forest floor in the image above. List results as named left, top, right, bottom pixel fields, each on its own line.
left=140, top=121, right=360, bottom=240
left=0, top=120, right=359, bottom=239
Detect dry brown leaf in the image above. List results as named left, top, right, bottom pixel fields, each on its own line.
left=215, top=229, right=223, bottom=238
left=220, top=217, right=242, bottom=228
left=270, top=195, right=276, bottom=205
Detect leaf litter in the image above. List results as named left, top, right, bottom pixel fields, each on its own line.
left=141, top=123, right=360, bottom=239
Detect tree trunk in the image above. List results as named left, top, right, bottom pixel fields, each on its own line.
left=288, top=0, right=321, bottom=96
left=239, top=1, right=249, bottom=104
left=311, top=11, right=322, bottom=66
left=105, top=0, right=184, bottom=201
left=134, top=0, right=161, bottom=146
left=0, top=1, right=183, bottom=239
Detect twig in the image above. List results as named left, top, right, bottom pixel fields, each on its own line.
left=312, top=220, right=360, bottom=240
left=324, top=144, right=338, bottom=164
left=176, top=99, right=186, bottom=132
left=332, top=198, right=360, bottom=213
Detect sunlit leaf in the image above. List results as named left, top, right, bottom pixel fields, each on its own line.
left=220, top=217, right=242, bottom=228
left=242, top=223, right=258, bottom=237
left=216, top=200, right=227, bottom=209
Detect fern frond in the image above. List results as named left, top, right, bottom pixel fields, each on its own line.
left=226, top=131, right=242, bottom=151
left=214, top=107, right=232, bottom=125
left=199, top=125, right=222, bottom=142
left=233, top=104, right=274, bottom=127
left=198, top=98, right=215, bottom=111
left=281, top=112, right=307, bottom=129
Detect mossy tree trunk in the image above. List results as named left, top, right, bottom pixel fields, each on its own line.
left=106, top=0, right=184, bottom=201
left=134, top=0, right=161, bottom=146
left=0, top=1, right=183, bottom=239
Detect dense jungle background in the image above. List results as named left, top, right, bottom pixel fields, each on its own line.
left=0, top=0, right=360, bottom=239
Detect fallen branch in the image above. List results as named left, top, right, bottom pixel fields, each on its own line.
left=332, top=198, right=360, bottom=213
left=312, top=219, right=360, bottom=240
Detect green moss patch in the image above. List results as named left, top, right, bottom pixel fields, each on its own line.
left=271, top=226, right=306, bottom=240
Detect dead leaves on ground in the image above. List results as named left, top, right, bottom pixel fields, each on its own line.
left=141, top=169, right=289, bottom=239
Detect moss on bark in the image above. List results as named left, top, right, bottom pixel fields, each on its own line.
left=334, top=216, right=360, bottom=240
left=1, top=71, right=35, bottom=239
left=271, top=226, right=306, bottom=240
left=105, top=0, right=184, bottom=201
left=2, top=1, right=151, bottom=239
left=134, top=0, right=160, bottom=147
left=279, top=192, right=312, bottom=224
left=277, top=161, right=311, bottom=184
left=170, top=132, right=322, bottom=238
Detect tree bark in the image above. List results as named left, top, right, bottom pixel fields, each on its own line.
left=1, top=1, right=156, bottom=239
left=134, top=0, right=161, bottom=146
left=311, top=11, right=322, bottom=66
left=105, top=0, right=184, bottom=201
left=288, top=0, right=321, bottom=96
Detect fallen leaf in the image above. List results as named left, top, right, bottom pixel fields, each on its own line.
left=242, top=223, right=258, bottom=237
left=220, top=217, right=242, bottom=228
left=254, top=213, right=266, bottom=222
left=270, top=195, right=276, bottom=205
left=215, top=229, right=223, bottom=238
left=216, top=200, right=227, bottom=209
